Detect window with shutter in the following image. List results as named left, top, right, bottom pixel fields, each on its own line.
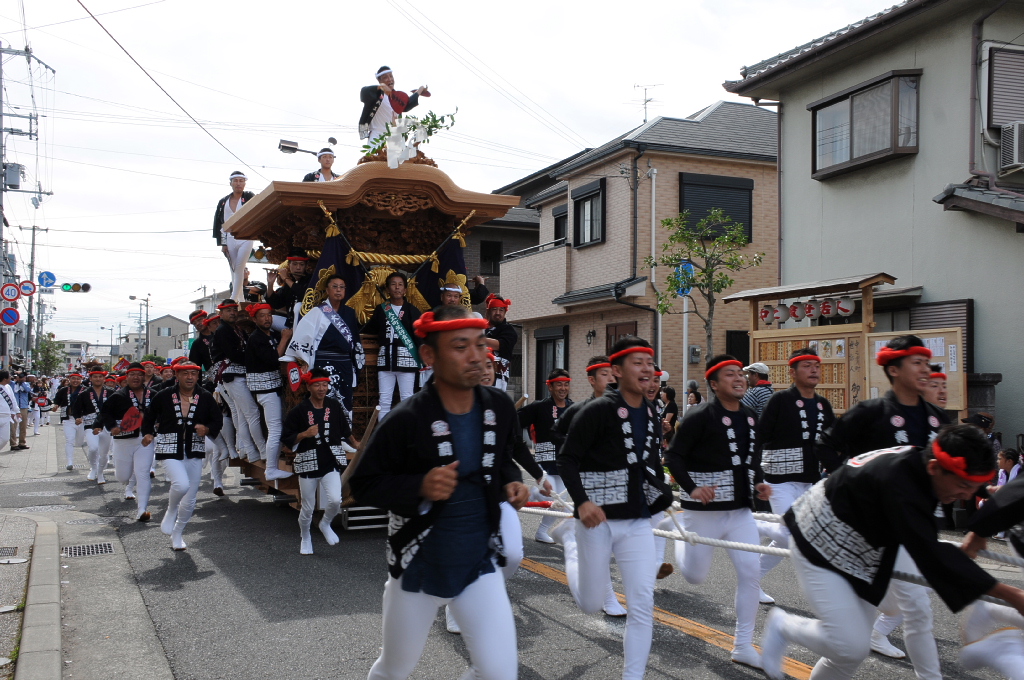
left=679, top=173, right=753, bottom=242
left=989, top=48, right=1024, bottom=128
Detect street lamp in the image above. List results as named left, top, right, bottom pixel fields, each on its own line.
left=278, top=136, right=338, bottom=155
left=129, top=295, right=151, bottom=356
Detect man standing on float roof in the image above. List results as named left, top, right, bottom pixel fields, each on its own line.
left=302, top=148, right=338, bottom=182
left=358, top=66, right=430, bottom=144
left=213, top=171, right=256, bottom=303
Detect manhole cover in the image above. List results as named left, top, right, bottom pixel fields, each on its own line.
left=18, top=491, right=61, bottom=497
left=0, top=548, right=17, bottom=558
left=61, top=543, right=114, bottom=558
left=16, top=505, right=74, bottom=513
left=65, top=517, right=132, bottom=526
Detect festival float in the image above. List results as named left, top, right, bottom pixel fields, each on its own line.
left=219, top=117, right=519, bottom=524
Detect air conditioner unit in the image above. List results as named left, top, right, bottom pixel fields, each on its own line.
left=1000, top=121, right=1024, bottom=176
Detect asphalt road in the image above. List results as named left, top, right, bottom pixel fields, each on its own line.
left=0, top=436, right=1015, bottom=680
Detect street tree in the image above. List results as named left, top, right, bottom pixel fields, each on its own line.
left=645, top=208, right=765, bottom=359
left=34, top=335, right=66, bottom=375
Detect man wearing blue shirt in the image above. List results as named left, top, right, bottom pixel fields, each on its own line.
left=11, top=374, right=32, bottom=450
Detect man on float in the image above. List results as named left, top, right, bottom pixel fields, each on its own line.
left=483, top=295, right=516, bottom=392
left=358, top=66, right=429, bottom=145
left=71, top=368, right=114, bottom=485
left=755, top=348, right=835, bottom=604
left=303, top=148, right=339, bottom=182
left=517, top=368, right=572, bottom=544
left=362, top=272, right=422, bottom=419
left=350, top=304, right=528, bottom=680
left=266, top=248, right=313, bottom=330
left=759, top=424, right=1024, bottom=680
left=665, top=354, right=772, bottom=670
left=101, top=362, right=156, bottom=520
left=245, top=303, right=289, bottom=481
left=816, top=335, right=949, bottom=673
left=54, top=372, right=87, bottom=470
left=558, top=337, right=673, bottom=680
left=213, top=171, right=256, bottom=302
left=142, top=362, right=222, bottom=551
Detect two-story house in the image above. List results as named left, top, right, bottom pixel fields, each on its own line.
left=724, top=0, right=1024, bottom=432
left=499, top=102, right=778, bottom=400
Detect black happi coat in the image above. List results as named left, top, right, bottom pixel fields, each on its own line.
left=302, top=170, right=340, bottom=182
left=358, top=85, right=421, bottom=129
left=245, top=328, right=283, bottom=393
left=142, top=389, right=222, bottom=460
left=970, top=476, right=1024, bottom=556
left=212, top=191, right=255, bottom=246
left=361, top=302, right=422, bottom=373
left=666, top=400, right=763, bottom=512
left=349, top=383, right=523, bottom=579
left=758, top=385, right=836, bottom=484
left=558, top=391, right=672, bottom=520
left=53, top=385, right=86, bottom=421
left=518, top=396, right=572, bottom=475
left=100, top=385, right=155, bottom=439
left=70, top=386, right=114, bottom=428
left=816, top=390, right=948, bottom=473
left=189, top=332, right=214, bottom=371
left=212, top=322, right=248, bottom=382
left=281, top=397, right=352, bottom=478
left=787, top=446, right=995, bottom=609
left=266, top=272, right=313, bottom=312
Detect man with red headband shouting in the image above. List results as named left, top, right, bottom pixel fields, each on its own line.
left=665, top=353, right=772, bottom=669
left=558, top=336, right=673, bottom=680
left=483, top=295, right=516, bottom=392
left=760, top=424, right=1024, bottom=680
left=350, top=304, right=528, bottom=680
left=518, top=367, right=572, bottom=544
left=754, top=348, right=836, bottom=603
left=815, top=334, right=950, bottom=671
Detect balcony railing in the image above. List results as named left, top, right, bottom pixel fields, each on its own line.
left=503, top=238, right=566, bottom=261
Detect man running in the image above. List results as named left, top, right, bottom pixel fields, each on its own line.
left=101, top=363, right=156, bottom=520
left=71, top=368, right=114, bottom=485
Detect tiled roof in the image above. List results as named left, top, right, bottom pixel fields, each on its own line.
left=483, top=206, right=540, bottom=226
left=933, top=183, right=1024, bottom=219
left=551, top=276, right=647, bottom=306
left=552, top=102, right=776, bottom=177
left=523, top=181, right=568, bottom=207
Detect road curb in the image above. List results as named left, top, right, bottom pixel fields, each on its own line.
left=14, top=516, right=60, bottom=680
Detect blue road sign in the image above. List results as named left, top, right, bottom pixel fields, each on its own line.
left=0, top=308, right=20, bottom=326
left=38, top=271, right=55, bottom=288
left=675, top=261, right=694, bottom=297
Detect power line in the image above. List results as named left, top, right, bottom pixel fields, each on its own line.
left=0, top=0, right=166, bottom=34
left=52, top=157, right=223, bottom=185
left=74, top=0, right=267, bottom=182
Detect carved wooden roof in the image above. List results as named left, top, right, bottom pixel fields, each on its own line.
left=223, top=160, right=521, bottom=263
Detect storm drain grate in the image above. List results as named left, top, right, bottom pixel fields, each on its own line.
left=0, top=548, right=16, bottom=558
left=61, top=543, right=114, bottom=558
left=17, top=505, right=74, bottom=513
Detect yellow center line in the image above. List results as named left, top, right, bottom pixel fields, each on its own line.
left=520, top=558, right=812, bottom=680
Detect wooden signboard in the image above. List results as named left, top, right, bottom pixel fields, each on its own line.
left=751, top=323, right=867, bottom=415
left=867, top=327, right=966, bottom=412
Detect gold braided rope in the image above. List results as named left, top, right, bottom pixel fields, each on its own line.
left=345, top=251, right=440, bottom=272
left=318, top=200, right=341, bottom=237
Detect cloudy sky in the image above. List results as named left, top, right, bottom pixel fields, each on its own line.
left=0, top=0, right=895, bottom=350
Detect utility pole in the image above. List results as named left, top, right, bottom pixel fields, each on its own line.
left=20, top=224, right=46, bottom=365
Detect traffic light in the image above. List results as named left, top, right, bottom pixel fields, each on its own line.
left=60, top=283, right=91, bottom=292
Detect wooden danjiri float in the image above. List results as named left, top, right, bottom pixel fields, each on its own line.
left=220, top=152, right=519, bottom=526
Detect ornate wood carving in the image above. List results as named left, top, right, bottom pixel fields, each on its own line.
left=359, top=191, right=433, bottom=217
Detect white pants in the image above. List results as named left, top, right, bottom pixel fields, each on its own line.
left=367, top=570, right=517, bottom=680
left=224, top=233, right=253, bottom=302
left=377, top=371, right=415, bottom=419
left=675, top=508, right=760, bottom=649
left=220, top=380, right=265, bottom=461
left=112, top=438, right=155, bottom=517
left=62, top=419, right=86, bottom=466
left=85, top=428, right=112, bottom=479
left=874, top=547, right=941, bottom=679
left=255, top=391, right=283, bottom=471
left=499, top=502, right=523, bottom=581
left=218, top=411, right=239, bottom=459
left=29, top=407, right=39, bottom=435
left=163, top=458, right=204, bottom=529
left=576, top=518, right=656, bottom=680
left=204, top=437, right=228, bottom=489
left=760, top=481, right=812, bottom=578
left=781, top=543, right=878, bottom=679
left=650, top=511, right=668, bottom=572
left=537, top=474, right=566, bottom=533
left=298, top=471, right=341, bottom=535
left=0, top=414, right=11, bottom=451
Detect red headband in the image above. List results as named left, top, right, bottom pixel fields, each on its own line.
left=88, top=370, right=108, bottom=376
left=412, top=312, right=489, bottom=338
left=301, top=371, right=330, bottom=384
left=485, top=294, right=511, bottom=310
left=172, top=363, right=201, bottom=372
left=929, top=372, right=947, bottom=381
left=704, top=359, right=744, bottom=381
left=125, top=367, right=145, bottom=374
left=217, top=301, right=238, bottom=310
left=141, top=361, right=156, bottom=367
left=654, top=370, right=663, bottom=377
left=586, top=362, right=611, bottom=373
left=788, top=354, right=821, bottom=366
left=203, top=314, right=221, bottom=326
left=876, top=346, right=932, bottom=366
left=247, top=303, right=272, bottom=318
left=932, top=440, right=994, bottom=483
left=486, top=351, right=497, bottom=363
left=67, top=373, right=82, bottom=377
left=546, top=377, right=571, bottom=385
left=286, top=255, right=309, bottom=261
left=189, top=310, right=208, bottom=322
left=116, top=375, right=127, bottom=383
left=609, top=346, right=655, bottom=363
